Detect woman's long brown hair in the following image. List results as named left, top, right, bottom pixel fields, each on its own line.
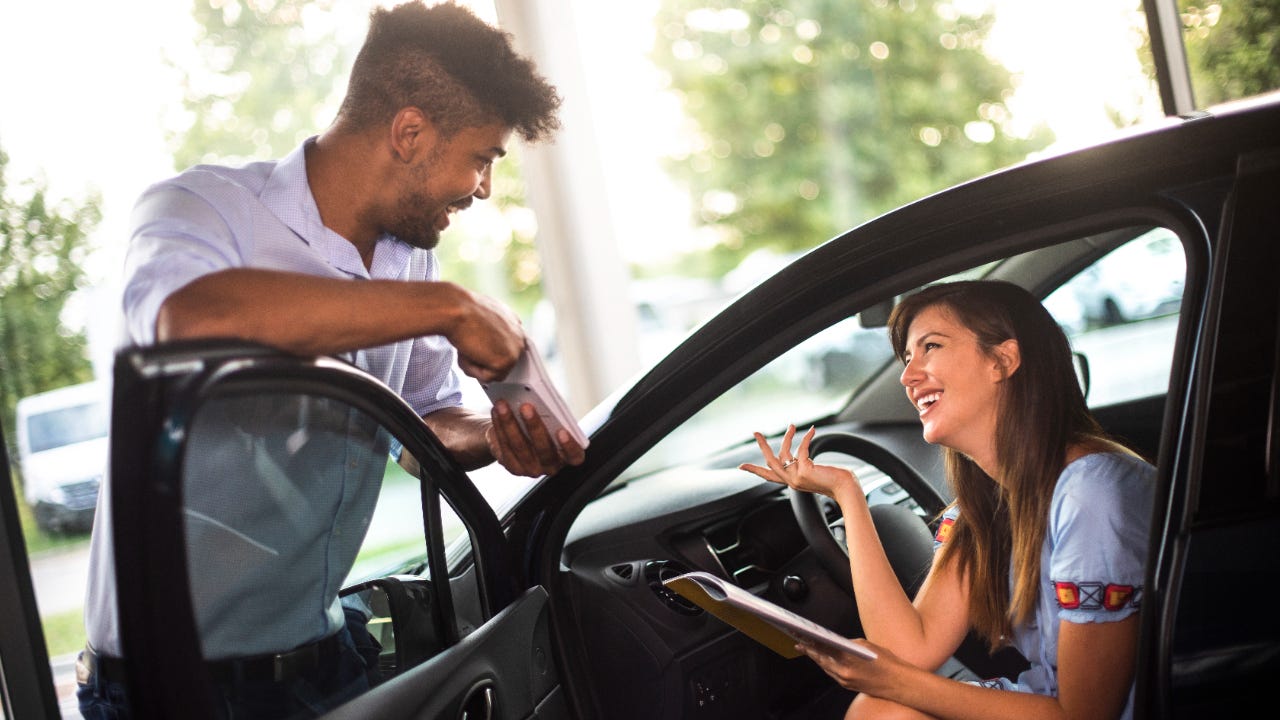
left=888, top=281, right=1104, bottom=649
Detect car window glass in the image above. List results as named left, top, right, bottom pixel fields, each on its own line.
left=350, top=452, right=485, bottom=641
left=179, top=389, right=469, bottom=705
left=620, top=314, right=895, bottom=481
left=1179, top=0, right=1280, bottom=109
left=618, top=264, right=1002, bottom=481
left=1042, top=227, right=1184, bottom=406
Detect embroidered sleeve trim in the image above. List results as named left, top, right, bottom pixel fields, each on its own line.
left=1053, top=581, right=1142, bottom=611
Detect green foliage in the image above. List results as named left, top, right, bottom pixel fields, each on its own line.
left=170, top=0, right=352, bottom=169
left=0, top=147, right=100, bottom=456
left=1179, top=0, right=1280, bottom=105
left=652, top=0, right=1052, bottom=274
left=41, top=607, right=87, bottom=658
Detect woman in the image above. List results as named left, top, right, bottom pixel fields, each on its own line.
left=741, top=281, right=1154, bottom=720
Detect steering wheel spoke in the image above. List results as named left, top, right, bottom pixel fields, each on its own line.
left=829, top=517, right=848, bottom=553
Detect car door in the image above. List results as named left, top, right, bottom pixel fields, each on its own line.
left=1146, top=149, right=1280, bottom=718
left=0, top=418, right=61, bottom=718
left=106, top=341, right=566, bottom=720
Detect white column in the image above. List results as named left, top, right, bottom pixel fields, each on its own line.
left=492, top=0, right=640, bottom=414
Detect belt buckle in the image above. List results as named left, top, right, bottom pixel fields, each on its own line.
left=75, top=650, right=92, bottom=685
left=271, top=642, right=319, bottom=683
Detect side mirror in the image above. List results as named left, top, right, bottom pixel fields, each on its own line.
left=340, top=575, right=444, bottom=681
left=1072, top=351, right=1091, bottom=401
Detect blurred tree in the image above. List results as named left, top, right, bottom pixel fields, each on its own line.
left=1177, top=0, right=1280, bottom=105
left=170, top=0, right=350, bottom=169
left=652, top=0, right=1052, bottom=275
left=0, top=147, right=101, bottom=457
left=170, top=0, right=546, bottom=317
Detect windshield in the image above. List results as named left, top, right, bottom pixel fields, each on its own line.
left=25, top=401, right=108, bottom=453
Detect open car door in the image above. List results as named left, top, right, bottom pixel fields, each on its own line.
left=0, top=425, right=61, bottom=718
left=108, top=341, right=567, bottom=719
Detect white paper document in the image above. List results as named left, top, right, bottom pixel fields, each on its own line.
left=664, top=570, right=877, bottom=661
left=481, top=340, right=589, bottom=449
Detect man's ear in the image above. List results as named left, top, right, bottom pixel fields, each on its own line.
left=389, top=107, right=440, bottom=163
left=991, top=339, right=1022, bottom=381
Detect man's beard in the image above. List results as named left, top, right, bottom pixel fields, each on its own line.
left=391, top=188, right=443, bottom=250
left=389, top=158, right=446, bottom=250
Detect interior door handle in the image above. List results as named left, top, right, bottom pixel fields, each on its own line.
left=459, top=682, right=495, bottom=720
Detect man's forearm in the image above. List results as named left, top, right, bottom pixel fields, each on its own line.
left=155, top=268, right=469, bottom=356
left=422, top=406, right=495, bottom=471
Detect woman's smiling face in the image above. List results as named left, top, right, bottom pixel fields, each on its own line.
left=898, top=304, right=1013, bottom=467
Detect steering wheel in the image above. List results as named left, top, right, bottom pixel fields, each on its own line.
left=789, top=432, right=947, bottom=593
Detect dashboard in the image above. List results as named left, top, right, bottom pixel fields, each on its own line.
left=558, top=427, right=945, bottom=720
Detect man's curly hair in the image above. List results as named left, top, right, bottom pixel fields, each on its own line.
left=336, top=1, right=561, bottom=143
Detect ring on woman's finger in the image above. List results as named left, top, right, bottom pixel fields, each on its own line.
left=781, top=458, right=799, bottom=469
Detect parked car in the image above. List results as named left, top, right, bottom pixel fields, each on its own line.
left=13, top=380, right=108, bottom=533
left=3, top=95, right=1279, bottom=720
left=1053, top=227, right=1186, bottom=327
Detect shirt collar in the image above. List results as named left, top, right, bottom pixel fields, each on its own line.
left=260, top=137, right=419, bottom=280
left=259, top=137, right=367, bottom=278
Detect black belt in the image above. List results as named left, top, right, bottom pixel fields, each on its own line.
left=79, top=632, right=343, bottom=687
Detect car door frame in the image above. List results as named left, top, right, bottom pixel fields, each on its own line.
left=106, top=340, right=561, bottom=719
left=0, top=415, right=61, bottom=719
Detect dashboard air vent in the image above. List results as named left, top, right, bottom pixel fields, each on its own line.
left=644, top=560, right=703, bottom=616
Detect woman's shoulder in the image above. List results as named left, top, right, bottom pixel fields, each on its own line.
left=1054, top=449, right=1155, bottom=511
left=1066, top=447, right=1152, bottom=473
left=1049, top=449, right=1156, bottom=559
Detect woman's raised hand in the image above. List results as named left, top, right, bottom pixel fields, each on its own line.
left=739, top=424, right=863, bottom=500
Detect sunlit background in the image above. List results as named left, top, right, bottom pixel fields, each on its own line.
left=1, top=0, right=1179, bottom=387
left=1, top=2, right=1277, bottom=712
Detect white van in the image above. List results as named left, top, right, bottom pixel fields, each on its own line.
left=14, top=380, right=109, bottom=533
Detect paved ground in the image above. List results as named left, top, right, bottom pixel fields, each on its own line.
left=30, top=542, right=90, bottom=616
left=28, top=543, right=89, bottom=717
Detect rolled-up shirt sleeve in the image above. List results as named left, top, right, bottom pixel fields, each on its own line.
left=123, top=184, right=247, bottom=345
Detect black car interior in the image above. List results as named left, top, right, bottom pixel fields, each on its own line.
left=549, top=226, right=1182, bottom=719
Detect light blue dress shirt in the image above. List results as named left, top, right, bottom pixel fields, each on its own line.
left=87, top=138, right=464, bottom=658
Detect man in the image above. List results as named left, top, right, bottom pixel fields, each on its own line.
left=78, top=2, right=583, bottom=717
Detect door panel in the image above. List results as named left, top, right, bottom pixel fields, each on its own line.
left=327, top=586, right=565, bottom=720
left=109, top=342, right=549, bottom=718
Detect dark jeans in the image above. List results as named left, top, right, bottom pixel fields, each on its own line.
left=78, top=610, right=379, bottom=720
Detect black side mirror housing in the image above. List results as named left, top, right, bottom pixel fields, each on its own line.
left=340, top=575, right=444, bottom=681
